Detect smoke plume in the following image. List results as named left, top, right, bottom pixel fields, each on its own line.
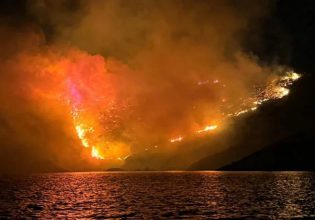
left=0, top=0, right=285, bottom=172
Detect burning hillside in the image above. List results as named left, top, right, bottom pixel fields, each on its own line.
left=0, top=0, right=302, bottom=172
left=5, top=44, right=300, bottom=163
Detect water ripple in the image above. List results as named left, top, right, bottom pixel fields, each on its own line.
left=1, top=171, right=315, bottom=219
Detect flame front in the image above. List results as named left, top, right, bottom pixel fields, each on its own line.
left=91, top=146, right=104, bottom=160
left=170, top=136, right=184, bottom=143
left=165, top=71, right=301, bottom=144
left=70, top=65, right=301, bottom=159
left=16, top=47, right=301, bottom=162
left=75, top=125, right=92, bottom=148
left=197, top=125, right=218, bottom=133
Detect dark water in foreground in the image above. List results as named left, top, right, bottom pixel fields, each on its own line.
left=0, top=172, right=315, bottom=219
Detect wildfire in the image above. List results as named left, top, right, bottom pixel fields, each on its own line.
left=273, top=86, right=290, bottom=99
left=259, top=71, right=300, bottom=101
left=91, top=146, right=104, bottom=160
left=58, top=50, right=301, bottom=161
left=164, top=70, right=301, bottom=145
left=103, top=69, right=300, bottom=156
left=74, top=123, right=105, bottom=160
left=70, top=65, right=301, bottom=159
left=280, top=71, right=301, bottom=81
left=64, top=53, right=124, bottom=161
left=197, top=125, right=218, bottom=133
left=1, top=13, right=305, bottom=170
left=170, top=136, right=184, bottom=143
left=227, top=71, right=301, bottom=118
left=75, top=125, right=93, bottom=148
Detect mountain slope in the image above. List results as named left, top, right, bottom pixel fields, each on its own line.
left=189, top=74, right=315, bottom=171
left=219, top=132, right=315, bottom=171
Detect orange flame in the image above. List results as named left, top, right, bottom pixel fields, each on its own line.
left=197, top=125, right=218, bottom=133
left=170, top=136, right=184, bottom=143
left=91, top=146, right=104, bottom=160
left=16, top=45, right=301, bottom=161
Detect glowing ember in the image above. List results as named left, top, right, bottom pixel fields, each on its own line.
left=197, top=125, right=218, bottom=133
left=165, top=70, right=302, bottom=143
left=124, top=155, right=131, bottom=160
left=170, top=136, right=184, bottom=143
left=258, top=71, right=300, bottom=101
left=280, top=71, right=301, bottom=81
left=251, top=106, right=257, bottom=111
left=272, top=86, right=290, bottom=99
left=224, top=70, right=301, bottom=118
left=234, top=109, right=249, bottom=117
left=198, top=80, right=209, bottom=85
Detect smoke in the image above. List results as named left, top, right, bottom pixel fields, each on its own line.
left=0, top=0, right=277, bottom=173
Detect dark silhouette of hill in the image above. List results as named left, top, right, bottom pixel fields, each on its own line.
left=189, top=0, right=315, bottom=171
left=189, top=74, right=315, bottom=170
left=106, top=168, right=125, bottom=171
left=220, top=132, right=315, bottom=171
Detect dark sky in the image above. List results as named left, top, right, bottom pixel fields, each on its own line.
left=254, top=0, right=315, bottom=73
left=0, top=0, right=314, bottom=71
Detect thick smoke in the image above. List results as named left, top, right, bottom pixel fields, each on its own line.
left=0, top=0, right=275, bottom=173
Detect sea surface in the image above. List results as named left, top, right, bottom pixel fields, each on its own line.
left=0, top=171, right=315, bottom=219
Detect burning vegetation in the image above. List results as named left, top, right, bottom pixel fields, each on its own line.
left=70, top=58, right=300, bottom=161
left=0, top=0, right=303, bottom=172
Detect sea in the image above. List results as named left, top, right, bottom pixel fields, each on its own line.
left=0, top=171, right=315, bottom=219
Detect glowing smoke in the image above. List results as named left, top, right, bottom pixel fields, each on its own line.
left=0, top=0, right=301, bottom=172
